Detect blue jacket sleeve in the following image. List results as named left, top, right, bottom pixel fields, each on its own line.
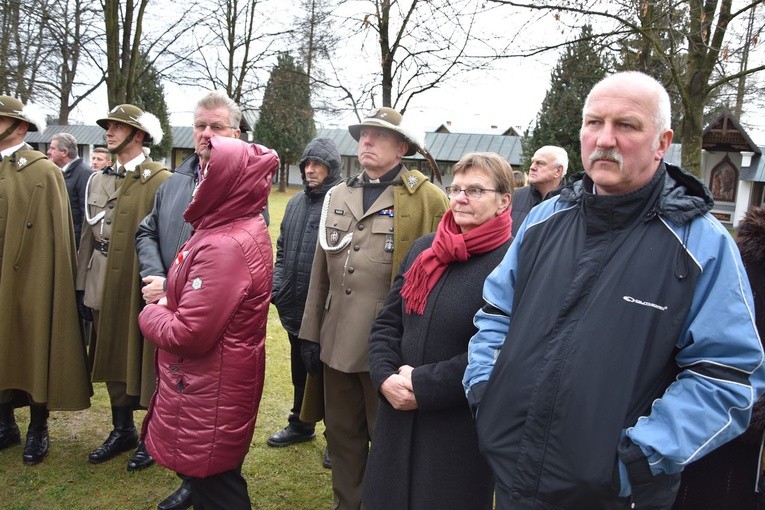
left=626, top=215, right=765, bottom=476
left=463, top=227, right=520, bottom=410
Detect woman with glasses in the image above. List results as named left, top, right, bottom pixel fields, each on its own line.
left=363, top=152, right=514, bottom=509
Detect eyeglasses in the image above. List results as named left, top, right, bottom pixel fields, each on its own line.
left=444, top=186, right=498, bottom=200
left=193, top=122, right=237, bottom=134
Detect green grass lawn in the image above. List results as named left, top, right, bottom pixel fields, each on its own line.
left=0, top=185, right=333, bottom=509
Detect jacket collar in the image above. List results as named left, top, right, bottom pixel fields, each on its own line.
left=560, top=161, right=712, bottom=228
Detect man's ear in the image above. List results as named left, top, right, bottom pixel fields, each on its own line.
left=654, top=129, right=673, bottom=160
left=397, top=141, right=409, bottom=159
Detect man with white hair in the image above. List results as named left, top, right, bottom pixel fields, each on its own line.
left=299, top=107, right=448, bottom=509
left=0, top=96, right=90, bottom=466
left=464, top=72, right=765, bottom=508
left=511, top=145, right=568, bottom=237
left=78, top=104, right=170, bottom=468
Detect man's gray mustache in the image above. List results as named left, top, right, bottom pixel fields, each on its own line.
left=589, top=149, right=623, bottom=166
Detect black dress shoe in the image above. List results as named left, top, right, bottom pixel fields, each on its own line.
left=266, top=425, right=315, bottom=447
left=88, top=428, right=139, bottom=464
left=23, top=428, right=49, bottom=465
left=0, top=425, right=21, bottom=450
left=127, top=441, right=154, bottom=471
left=157, top=480, right=192, bottom=510
left=322, top=446, right=332, bottom=469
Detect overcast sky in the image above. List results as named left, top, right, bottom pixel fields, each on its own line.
left=69, top=0, right=765, bottom=147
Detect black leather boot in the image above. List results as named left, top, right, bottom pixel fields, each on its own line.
left=0, top=403, right=20, bottom=451
left=23, top=404, right=49, bottom=465
left=88, top=406, right=138, bottom=464
left=157, top=479, right=192, bottom=510
left=127, top=440, right=154, bottom=471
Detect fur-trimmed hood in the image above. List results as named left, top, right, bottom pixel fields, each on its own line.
left=736, top=206, right=765, bottom=266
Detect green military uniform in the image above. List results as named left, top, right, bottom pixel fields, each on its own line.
left=90, top=160, right=170, bottom=407
left=0, top=146, right=91, bottom=410
left=77, top=170, right=120, bottom=310
left=300, top=165, right=448, bottom=509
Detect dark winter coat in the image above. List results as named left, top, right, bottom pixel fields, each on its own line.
left=673, top=205, right=765, bottom=510
left=136, top=154, right=197, bottom=276
left=363, top=233, right=508, bottom=510
left=0, top=147, right=91, bottom=410
left=63, top=157, right=92, bottom=248
left=140, top=136, right=277, bottom=478
left=465, top=163, right=765, bottom=509
left=510, top=179, right=564, bottom=237
left=272, top=138, right=342, bottom=336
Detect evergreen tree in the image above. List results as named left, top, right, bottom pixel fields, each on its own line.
left=255, top=53, right=315, bottom=192
left=524, top=25, right=609, bottom=177
left=133, top=50, right=173, bottom=161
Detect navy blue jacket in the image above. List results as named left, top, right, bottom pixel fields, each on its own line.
left=64, top=157, right=92, bottom=248
left=464, top=163, right=765, bottom=509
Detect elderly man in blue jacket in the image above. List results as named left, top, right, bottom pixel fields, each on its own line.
left=464, top=71, right=765, bottom=509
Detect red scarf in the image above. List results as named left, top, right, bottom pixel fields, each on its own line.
left=400, top=207, right=512, bottom=315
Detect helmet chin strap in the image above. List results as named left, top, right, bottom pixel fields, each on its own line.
left=108, top=127, right=139, bottom=155
left=0, top=119, right=22, bottom=145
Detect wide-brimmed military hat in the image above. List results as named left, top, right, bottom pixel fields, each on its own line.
left=0, top=95, right=46, bottom=132
left=97, top=104, right=163, bottom=144
left=348, top=107, right=424, bottom=157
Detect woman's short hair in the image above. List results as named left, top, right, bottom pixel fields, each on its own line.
left=452, top=152, right=515, bottom=194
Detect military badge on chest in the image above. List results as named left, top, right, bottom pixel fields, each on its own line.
left=384, top=234, right=394, bottom=253
left=328, top=208, right=345, bottom=247
left=329, top=229, right=339, bottom=246
left=379, top=208, right=395, bottom=253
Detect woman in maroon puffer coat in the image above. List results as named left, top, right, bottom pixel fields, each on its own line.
left=139, top=136, right=278, bottom=509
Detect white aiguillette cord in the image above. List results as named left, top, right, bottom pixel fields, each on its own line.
left=318, top=186, right=353, bottom=253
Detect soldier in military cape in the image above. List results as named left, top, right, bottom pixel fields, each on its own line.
left=0, top=96, right=91, bottom=466
left=79, top=104, right=170, bottom=470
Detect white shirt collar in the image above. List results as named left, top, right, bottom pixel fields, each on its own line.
left=119, top=153, right=146, bottom=172
left=1, top=142, right=26, bottom=159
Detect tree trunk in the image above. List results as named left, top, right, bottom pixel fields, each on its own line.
left=279, top=159, right=287, bottom=192
left=379, top=0, right=392, bottom=107
left=679, top=99, right=704, bottom=178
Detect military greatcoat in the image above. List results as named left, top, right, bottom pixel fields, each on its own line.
left=91, top=160, right=170, bottom=407
left=299, top=166, right=448, bottom=373
left=0, top=147, right=91, bottom=410
left=77, top=169, right=120, bottom=309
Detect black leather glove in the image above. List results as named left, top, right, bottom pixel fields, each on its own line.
left=76, top=290, right=93, bottom=322
left=300, top=340, right=322, bottom=376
